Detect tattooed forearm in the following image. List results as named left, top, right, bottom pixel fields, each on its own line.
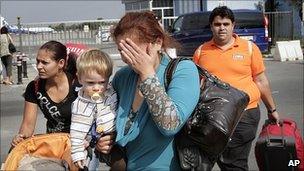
left=138, top=75, right=180, bottom=130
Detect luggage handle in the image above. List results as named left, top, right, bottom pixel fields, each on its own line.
left=266, top=137, right=285, bottom=147
left=265, top=120, right=285, bottom=147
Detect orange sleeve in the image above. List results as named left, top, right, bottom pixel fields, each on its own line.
left=251, top=43, right=265, bottom=76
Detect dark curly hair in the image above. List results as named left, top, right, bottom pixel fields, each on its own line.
left=209, top=6, right=235, bottom=24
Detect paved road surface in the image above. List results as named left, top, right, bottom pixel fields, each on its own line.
left=1, top=54, right=303, bottom=170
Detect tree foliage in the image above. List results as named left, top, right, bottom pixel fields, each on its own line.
left=264, top=0, right=301, bottom=12
left=264, top=0, right=281, bottom=12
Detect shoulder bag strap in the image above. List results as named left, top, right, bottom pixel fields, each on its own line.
left=34, top=79, right=40, bottom=94
left=193, top=44, right=204, bottom=64
left=6, top=34, right=12, bottom=44
left=164, top=57, right=207, bottom=89
left=164, top=57, right=187, bottom=90
left=248, top=40, right=253, bottom=58
left=164, top=57, right=230, bottom=91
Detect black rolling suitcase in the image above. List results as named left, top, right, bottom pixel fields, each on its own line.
left=255, top=119, right=303, bottom=171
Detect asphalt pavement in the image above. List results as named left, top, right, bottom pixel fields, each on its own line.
left=0, top=54, right=303, bottom=170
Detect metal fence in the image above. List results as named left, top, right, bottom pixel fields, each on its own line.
left=13, top=12, right=296, bottom=58
left=10, top=17, right=182, bottom=59
left=264, top=11, right=294, bottom=46
left=10, top=19, right=120, bottom=59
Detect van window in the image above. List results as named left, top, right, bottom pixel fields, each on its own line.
left=182, top=13, right=210, bottom=31
left=234, top=12, right=264, bottom=29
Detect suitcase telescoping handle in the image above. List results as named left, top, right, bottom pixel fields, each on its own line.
left=265, top=119, right=285, bottom=147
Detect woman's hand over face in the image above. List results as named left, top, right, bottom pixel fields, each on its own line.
left=119, top=38, right=157, bottom=80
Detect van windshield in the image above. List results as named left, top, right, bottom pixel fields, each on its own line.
left=234, top=12, right=264, bottom=29
left=182, top=13, right=210, bottom=31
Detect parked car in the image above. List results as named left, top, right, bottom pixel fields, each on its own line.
left=170, top=9, right=269, bottom=56
left=95, top=30, right=112, bottom=44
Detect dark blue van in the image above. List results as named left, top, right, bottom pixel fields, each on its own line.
left=170, top=10, right=269, bottom=56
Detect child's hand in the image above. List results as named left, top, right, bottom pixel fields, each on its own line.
left=84, top=139, right=90, bottom=148
left=75, top=160, right=86, bottom=169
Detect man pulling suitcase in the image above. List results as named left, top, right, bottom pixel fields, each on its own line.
left=255, top=119, right=304, bottom=171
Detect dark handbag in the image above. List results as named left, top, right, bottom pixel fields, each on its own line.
left=164, top=57, right=250, bottom=170
left=7, top=35, right=16, bottom=53
left=9, top=43, right=16, bottom=53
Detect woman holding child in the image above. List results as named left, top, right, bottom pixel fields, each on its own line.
left=10, top=11, right=200, bottom=170
left=10, top=40, right=116, bottom=170
left=97, top=11, right=200, bottom=170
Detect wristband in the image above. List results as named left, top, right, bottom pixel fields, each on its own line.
left=267, top=108, right=276, bottom=114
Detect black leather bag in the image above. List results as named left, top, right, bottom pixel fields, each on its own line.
left=7, top=35, right=16, bottom=54
left=164, top=57, right=250, bottom=170
left=9, top=43, right=16, bottom=54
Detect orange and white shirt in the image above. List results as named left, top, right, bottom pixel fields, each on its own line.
left=193, top=34, right=265, bottom=109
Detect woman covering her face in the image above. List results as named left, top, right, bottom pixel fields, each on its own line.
left=109, top=11, right=200, bottom=170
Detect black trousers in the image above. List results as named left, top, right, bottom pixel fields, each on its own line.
left=217, top=107, right=261, bottom=171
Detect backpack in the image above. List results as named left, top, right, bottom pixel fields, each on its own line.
left=165, top=58, right=250, bottom=170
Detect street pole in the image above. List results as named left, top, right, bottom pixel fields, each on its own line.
left=302, top=2, right=304, bottom=43
left=16, top=52, right=23, bottom=84
left=17, top=16, right=23, bottom=52
left=302, top=2, right=304, bottom=22
left=291, top=10, right=294, bottom=40
left=22, top=53, right=28, bottom=78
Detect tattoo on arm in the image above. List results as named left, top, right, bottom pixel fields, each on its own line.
left=138, top=75, right=180, bottom=130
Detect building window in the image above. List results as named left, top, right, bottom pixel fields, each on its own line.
left=164, top=8, right=173, bottom=17
left=140, top=1, right=149, bottom=9
left=132, top=3, right=140, bottom=10
left=125, top=3, right=132, bottom=10
left=153, top=0, right=173, bottom=8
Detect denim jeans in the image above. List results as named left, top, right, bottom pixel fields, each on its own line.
left=88, top=148, right=100, bottom=170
